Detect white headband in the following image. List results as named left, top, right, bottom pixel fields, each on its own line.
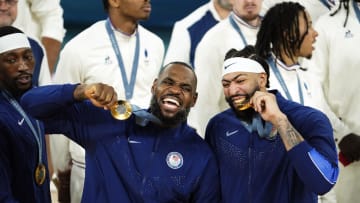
left=222, top=57, right=265, bottom=77
left=0, top=33, right=30, bottom=54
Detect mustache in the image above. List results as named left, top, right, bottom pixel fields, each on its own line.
left=15, top=72, right=32, bottom=78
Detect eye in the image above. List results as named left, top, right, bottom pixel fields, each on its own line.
left=162, top=79, right=174, bottom=86
left=24, top=54, right=34, bottom=62
left=5, top=57, right=17, bottom=64
left=181, top=85, right=192, bottom=92
left=222, top=82, right=230, bottom=88
left=235, top=78, right=245, bottom=84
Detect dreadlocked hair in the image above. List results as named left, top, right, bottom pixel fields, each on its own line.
left=330, top=0, right=350, bottom=27
left=224, top=45, right=270, bottom=88
left=255, top=2, right=308, bottom=63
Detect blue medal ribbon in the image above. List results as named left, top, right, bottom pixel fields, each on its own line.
left=131, top=105, right=162, bottom=126
left=1, top=90, right=43, bottom=164
left=353, top=0, right=360, bottom=24
left=229, top=13, right=248, bottom=46
left=267, top=56, right=304, bottom=105
left=105, top=18, right=140, bottom=100
left=319, top=0, right=335, bottom=10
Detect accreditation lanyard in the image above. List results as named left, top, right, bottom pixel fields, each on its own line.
left=353, top=0, right=360, bottom=24
left=1, top=90, right=43, bottom=164
left=105, top=18, right=140, bottom=100
left=267, top=57, right=304, bottom=105
left=319, top=0, right=335, bottom=10
left=229, top=13, right=248, bottom=46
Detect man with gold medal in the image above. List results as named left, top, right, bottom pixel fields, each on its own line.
left=0, top=26, right=51, bottom=202
left=21, top=62, right=221, bottom=202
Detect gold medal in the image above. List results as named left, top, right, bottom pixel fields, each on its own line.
left=238, top=102, right=252, bottom=111
left=110, top=100, right=132, bottom=120
left=34, top=163, right=46, bottom=186
left=234, top=98, right=252, bottom=111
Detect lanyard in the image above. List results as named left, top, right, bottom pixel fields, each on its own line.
left=105, top=18, right=140, bottom=100
left=1, top=90, right=43, bottom=164
left=267, top=57, right=304, bottom=105
left=229, top=13, right=248, bottom=46
left=353, top=0, right=360, bottom=24
left=319, top=0, right=334, bottom=10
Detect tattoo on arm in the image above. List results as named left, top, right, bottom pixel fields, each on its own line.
left=276, top=116, right=304, bottom=151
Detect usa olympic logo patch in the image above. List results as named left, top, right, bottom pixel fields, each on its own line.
left=166, top=152, right=183, bottom=169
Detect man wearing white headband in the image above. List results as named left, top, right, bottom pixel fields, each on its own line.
left=205, top=45, right=339, bottom=203
left=0, top=26, right=51, bottom=202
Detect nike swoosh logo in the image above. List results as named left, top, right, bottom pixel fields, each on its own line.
left=224, top=62, right=236, bottom=69
left=226, top=130, right=239, bottom=137
left=127, top=137, right=141, bottom=144
left=18, top=118, right=24, bottom=126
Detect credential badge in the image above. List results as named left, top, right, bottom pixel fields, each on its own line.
left=166, top=152, right=183, bottom=169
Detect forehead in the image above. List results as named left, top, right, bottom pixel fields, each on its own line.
left=0, top=47, right=32, bottom=56
left=159, top=64, right=195, bottom=83
left=298, top=10, right=311, bottom=26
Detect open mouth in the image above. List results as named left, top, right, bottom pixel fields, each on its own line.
left=163, top=98, right=180, bottom=108
left=16, top=75, right=31, bottom=84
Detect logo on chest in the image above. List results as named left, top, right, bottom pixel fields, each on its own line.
left=166, top=152, right=183, bottom=169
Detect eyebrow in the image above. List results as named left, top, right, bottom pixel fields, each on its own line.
left=222, top=73, right=246, bottom=82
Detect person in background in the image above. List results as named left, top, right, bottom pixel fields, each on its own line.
left=0, top=0, right=52, bottom=86
left=254, top=3, right=342, bottom=202
left=164, top=0, right=233, bottom=66
left=205, top=45, right=338, bottom=203
left=13, top=0, right=66, bottom=74
left=0, top=26, right=51, bottom=203
left=255, top=2, right=318, bottom=108
left=305, top=0, right=360, bottom=202
left=261, top=0, right=338, bottom=23
left=188, top=0, right=263, bottom=137
left=21, top=62, right=221, bottom=203
left=50, top=0, right=165, bottom=202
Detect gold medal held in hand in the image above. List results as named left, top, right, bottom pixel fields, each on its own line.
left=35, top=163, right=46, bottom=186
left=110, top=100, right=132, bottom=120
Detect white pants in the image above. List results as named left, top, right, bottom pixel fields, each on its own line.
left=334, top=161, right=360, bottom=203
left=70, top=164, right=85, bottom=203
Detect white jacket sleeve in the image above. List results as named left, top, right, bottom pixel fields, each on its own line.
left=13, top=0, right=66, bottom=42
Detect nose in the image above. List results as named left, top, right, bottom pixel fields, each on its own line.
left=228, top=82, right=240, bottom=95
left=311, top=27, right=318, bottom=38
left=18, top=60, right=30, bottom=71
left=168, top=85, right=182, bottom=94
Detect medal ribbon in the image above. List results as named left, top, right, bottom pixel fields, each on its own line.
left=131, top=105, right=162, bottom=126
left=319, top=0, right=334, bottom=10
left=1, top=90, right=42, bottom=164
left=267, top=56, right=304, bottom=105
left=353, top=0, right=360, bottom=24
left=229, top=13, right=248, bottom=46
left=105, top=18, right=140, bottom=100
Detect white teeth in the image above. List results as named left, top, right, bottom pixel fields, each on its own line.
left=163, top=98, right=180, bottom=106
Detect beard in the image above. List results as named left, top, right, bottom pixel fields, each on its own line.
left=226, top=96, right=256, bottom=123
left=225, top=86, right=260, bottom=122
left=149, top=95, right=190, bottom=127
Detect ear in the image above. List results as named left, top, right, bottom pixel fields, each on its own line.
left=190, top=92, right=198, bottom=107
left=151, top=79, right=158, bottom=94
left=109, top=0, right=120, bottom=7
left=258, top=72, right=268, bottom=89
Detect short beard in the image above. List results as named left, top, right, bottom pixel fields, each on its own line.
left=149, top=96, right=190, bottom=127
left=226, top=97, right=256, bottom=123
left=225, top=86, right=260, bottom=122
